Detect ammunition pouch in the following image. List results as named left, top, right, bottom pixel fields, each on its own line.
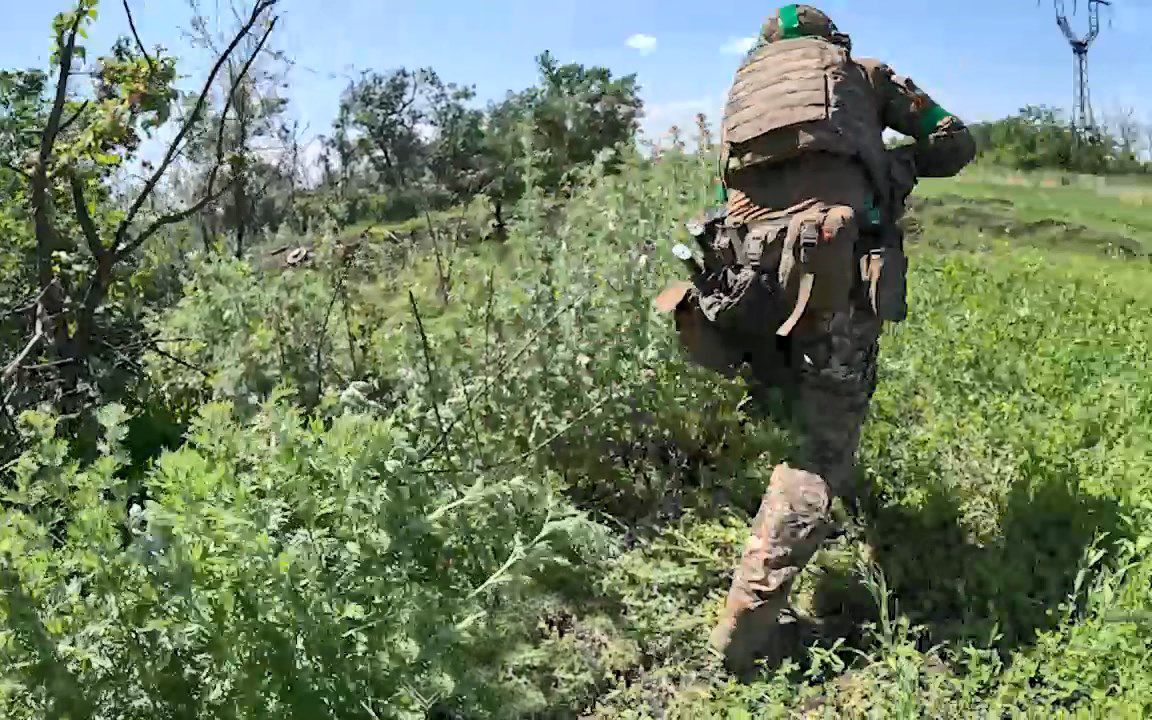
left=658, top=199, right=907, bottom=388
left=661, top=210, right=791, bottom=386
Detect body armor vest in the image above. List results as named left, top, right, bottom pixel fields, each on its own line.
left=720, top=37, right=889, bottom=204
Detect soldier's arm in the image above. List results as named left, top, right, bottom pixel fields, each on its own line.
left=860, top=60, right=976, bottom=179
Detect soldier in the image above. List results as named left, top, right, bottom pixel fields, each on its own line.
left=657, top=4, right=975, bottom=675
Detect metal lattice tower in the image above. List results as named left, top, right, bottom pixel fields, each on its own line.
left=1052, top=0, right=1110, bottom=138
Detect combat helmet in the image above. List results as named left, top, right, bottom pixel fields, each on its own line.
left=759, top=4, right=851, bottom=51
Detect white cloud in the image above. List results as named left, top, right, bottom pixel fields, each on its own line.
left=720, top=37, right=757, bottom=56
left=626, top=33, right=658, bottom=55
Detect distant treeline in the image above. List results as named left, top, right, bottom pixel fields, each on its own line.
left=969, top=105, right=1152, bottom=175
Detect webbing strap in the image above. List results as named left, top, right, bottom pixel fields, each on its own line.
left=715, top=153, right=729, bottom=204
left=777, top=273, right=814, bottom=336
left=713, top=180, right=728, bottom=204
left=867, top=253, right=884, bottom=315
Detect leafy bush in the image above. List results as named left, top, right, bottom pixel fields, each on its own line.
left=0, top=400, right=605, bottom=719
left=6, top=105, right=1152, bottom=718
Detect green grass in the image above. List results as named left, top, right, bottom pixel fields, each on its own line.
left=574, top=239, right=1152, bottom=718
left=511, top=160, right=1152, bottom=718
left=256, top=162, right=1152, bottom=716
left=912, top=168, right=1152, bottom=258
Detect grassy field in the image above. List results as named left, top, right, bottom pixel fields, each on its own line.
left=911, top=168, right=1152, bottom=258
left=500, top=161, right=1152, bottom=718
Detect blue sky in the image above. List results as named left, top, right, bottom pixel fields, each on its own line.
left=3, top=0, right=1152, bottom=145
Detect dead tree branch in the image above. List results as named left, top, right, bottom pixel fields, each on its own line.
left=114, top=10, right=278, bottom=261
left=113, top=0, right=279, bottom=254
left=118, top=177, right=236, bottom=259
left=3, top=303, right=50, bottom=382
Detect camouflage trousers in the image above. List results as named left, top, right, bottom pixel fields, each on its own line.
left=710, top=303, right=882, bottom=675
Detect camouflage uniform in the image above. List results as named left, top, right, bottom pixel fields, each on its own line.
left=684, top=5, right=976, bottom=675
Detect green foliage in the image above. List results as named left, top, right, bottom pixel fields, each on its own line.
left=327, top=67, right=477, bottom=221
left=4, top=4, right=1152, bottom=717
left=0, top=71, right=43, bottom=303
left=0, top=399, right=605, bottom=719
left=0, top=0, right=183, bottom=453
left=481, top=51, right=643, bottom=206
left=320, top=53, right=642, bottom=228
left=970, top=105, right=1150, bottom=175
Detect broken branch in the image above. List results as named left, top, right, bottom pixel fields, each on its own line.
left=2, top=304, right=48, bottom=382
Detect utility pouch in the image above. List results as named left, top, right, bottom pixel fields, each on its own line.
left=776, top=205, right=857, bottom=336
left=736, top=218, right=787, bottom=271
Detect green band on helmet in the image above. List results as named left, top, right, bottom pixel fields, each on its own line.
left=779, top=4, right=805, bottom=39
left=919, top=103, right=953, bottom=136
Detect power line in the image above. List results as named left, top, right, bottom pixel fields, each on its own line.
left=1048, top=0, right=1111, bottom=140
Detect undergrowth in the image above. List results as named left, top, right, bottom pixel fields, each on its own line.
left=3, top=149, right=1151, bottom=718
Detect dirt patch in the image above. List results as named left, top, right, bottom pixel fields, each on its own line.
left=904, top=195, right=1148, bottom=260
left=911, top=194, right=1014, bottom=212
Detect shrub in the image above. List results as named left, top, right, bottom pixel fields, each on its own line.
left=0, top=401, right=605, bottom=719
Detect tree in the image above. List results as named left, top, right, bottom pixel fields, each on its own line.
left=327, top=67, right=487, bottom=222
left=333, top=67, right=440, bottom=188
left=181, top=0, right=294, bottom=258
left=529, top=51, right=642, bottom=187
left=1, top=0, right=281, bottom=451
left=477, top=52, right=643, bottom=223
left=425, top=85, right=486, bottom=200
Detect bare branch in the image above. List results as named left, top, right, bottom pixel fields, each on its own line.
left=33, top=11, right=86, bottom=290
left=3, top=304, right=49, bottom=382
left=58, top=100, right=90, bottom=135
left=121, top=0, right=156, bottom=72
left=113, top=0, right=279, bottom=252
left=216, top=16, right=277, bottom=157
left=116, top=175, right=237, bottom=259
left=40, top=16, right=84, bottom=167
left=69, top=175, right=104, bottom=258
left=117, top=5, right=278, bottom=261
left=408, top=290, right=447, bottom=438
